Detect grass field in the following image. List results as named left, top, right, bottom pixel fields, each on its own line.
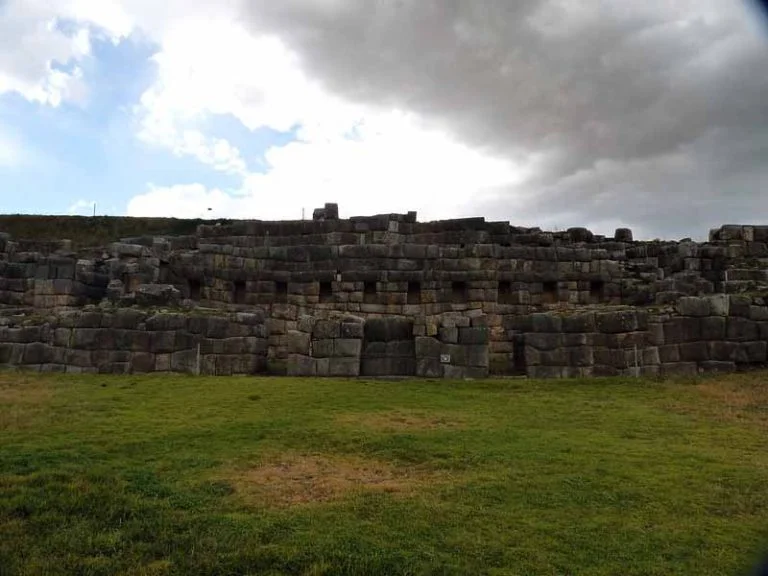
left=2, top=372, right=768, bottom=575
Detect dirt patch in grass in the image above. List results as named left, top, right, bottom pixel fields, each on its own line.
left=224, top=453, right=439, bottom=507
left=335, top=410, right=465, bottom=432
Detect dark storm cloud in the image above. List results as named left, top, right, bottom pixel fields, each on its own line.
left=241, top=0, right=768, bottom=239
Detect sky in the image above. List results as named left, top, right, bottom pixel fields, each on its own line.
left=0, top=0, right=767, bottom=240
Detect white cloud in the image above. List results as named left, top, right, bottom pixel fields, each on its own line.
left=0, top=0, right=132, bottom=106
left=129, top=10, right=527, bottom=220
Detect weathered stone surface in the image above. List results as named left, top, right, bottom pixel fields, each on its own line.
left=676, top=297, right=710, bottom=317
left=595, top=310, right=638, bottom=334
left=334, top=339, right=362, bottom=358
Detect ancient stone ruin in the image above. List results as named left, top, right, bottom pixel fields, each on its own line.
left=1, top=203, right=767, bottom=378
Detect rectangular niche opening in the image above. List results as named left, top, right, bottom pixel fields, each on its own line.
left=407, top=281, right=421, bottom=305
left=498, top=280, right=513, bottom=305
left=363, top=281, right=377, bottom=304
left=451, top=281, right=468, bottom=303
left=275, top=281, right=288, bottom=304
left=542, top=281, right=558, bottom=304
left=188, top=279, right=202, bottom=300
left=234, top=280, right=247, bottom=304
left=319, top=281, right=333, bottom=303
left=590, top=280, right=605, bottom=303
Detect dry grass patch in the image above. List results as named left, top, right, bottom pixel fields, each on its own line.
left=335, top=410, right=465, bottom=432
left=0, top=374, right=55, bottom=430
left=223, top=453, right=440, bottom=507
left=665, top=373, right=768, bottom=429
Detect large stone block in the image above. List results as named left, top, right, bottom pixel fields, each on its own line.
left=736, top=341, right=767, bottom=364
left=726, top=317, right=760, bottom=342
left=659, top=345, right=681, bottom=363
left=150, top=331, right=177, bottom=354
left=340, top=321, right=364, bottom=339
left=458, top=326, right=488, bottom=345
left=416, top=357, right=442, bottom=378
left=595, top=310, right=638, bottom=334
left=562, top=313, right=596, bottom=333
left=679, top=342, right=709, bottom=362
left=660, top=362, right=699, bottom=378
left=676, top=297, right=711, bottom=317
left=328, top=357, right=360, bottom=377
left=531, top=313, right=562, bottom=333
left=334, top=338, right=362, bottom=358
left=465, top=345, right=489, bottom=368
left=568, top=346, right=594, bottom=367
left=312, top=339, right=334, bottom=358
left=415, top=337, right=441, bottom=358
left=286, top=330, right=311, bottom=355
left=438, top=326, right=459, bottom=343
left=525, top=333, right=562, bottom=351
left=363, top=317, right=413, bottom=342
left=700, top=316, right=726, bottom=340
left=699, top=361, right=736, bottom=374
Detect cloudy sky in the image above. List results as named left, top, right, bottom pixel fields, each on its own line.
left=0, top=0, right=766, bottom=239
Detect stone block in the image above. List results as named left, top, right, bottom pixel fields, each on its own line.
left=531, top=313, right=561, bottom=333
left=335, top=338, right=362, bottom=358
left=708, top=341, right=738, bottom=362
left=726, top=317, right=760, bottom=342
left=150, top=331, right=177, bottom=354
left=171, top=349, right=198, bottom=373
left=736, top=341, right=767, bottom=364
left=659, top=345, right=681, bottom=363
left=528, top=366, right=565, bottom=379
left=728, top=295, right=751, bottom=318
left=465, top=345, right=489, bottom=368
left=699, top=361, right=736, bottom=374
left=131, top=353, right=156, bottom=373
left=438, top=326, right=459, bottom=343
left=660, top=362, right=699, bottom=378
left=563, top=333, right=588, bottom=347
left=642, top=347, right=661, bottom=366
left=568, top=346, right=594, bottom=367
left=525, top=333, right=562, bottom=351
left=749, top=306, right=768, bottom=321
left=364, top=318, right=413, bottom=342
left=415, top=337, right=441, bottom=359
left=328, top=357, right=360, bottom=377
left=596, top=310, right=638, bottom=333
left=386, top=340, right=415, bottom=356
left=679, top=342, right=709, bottom=362
left=562, top=313, right=596, bottom=333
left=707, top=294, right=729, bottom=316
left=458, top=326, right=488, bottom=345
left=312, top=339, right=334, bottom=358
left=417, top=357, right=442, bottom=377
left=155, top=354, right=171, bottom=371
left=340, top=322, right=364, bottom=339
left=286, top=330, right=311, bottom=355
left=700, top=316, right=726, bottom=340
left=676, top=297, right=711, bottom=317
left=315, top=357, right=330, bottom=376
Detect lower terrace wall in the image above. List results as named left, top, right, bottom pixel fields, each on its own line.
left=0, top=307, right=267, bottom=375
left=0, top=294, right=766, bottom=379
left=512, top=295, right=768, bottom=378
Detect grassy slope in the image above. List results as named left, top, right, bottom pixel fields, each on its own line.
left=0, top=215, right=229, bottom=247
left=1, top=372, right=768, bottom=575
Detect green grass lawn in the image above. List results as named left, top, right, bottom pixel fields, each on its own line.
left=2, top=372, right=768, bottom=575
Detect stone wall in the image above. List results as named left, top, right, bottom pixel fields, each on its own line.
left=512, top=295, right=768, bottom=379
left=1, top=209, right=767, bottom=379
left=286, top=314, right=364, bottom=377
left=0, top=308, right=267, bottom=375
